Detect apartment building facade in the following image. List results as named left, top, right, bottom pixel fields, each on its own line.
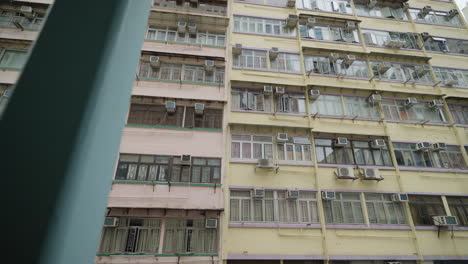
left=1, top=0, right=468, bottom=264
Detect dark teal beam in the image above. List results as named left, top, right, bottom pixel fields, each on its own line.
left=0, top=1, right=151, bottom=263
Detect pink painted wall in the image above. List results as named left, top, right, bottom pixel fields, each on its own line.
left=0, top=70, right=20, bottom=84
left=0, top=29, right=38, bottom=41
left=108, top=184, right=224, bottom=209
left=142, top=41, right=225, bottom=58
left=120, top=127, right=224, bottom=158
left=133, top=80, right=226, bottom=101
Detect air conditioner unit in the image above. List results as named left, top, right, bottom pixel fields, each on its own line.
left=361, top=168, right=382, bottom=180
left=391, top=194, right=409, bottom=202
left=257, top=158, right=275, bottom=169
left=419, top=6, right=433, bottom=18
left=307, top=17, right=316, bottom=26
left=277, top=133, right=288, bottom=141
left=386, top=262, right=402, bottom=264
left=416, top=142, right=433, bottom=151
left=334, top=137, right=348, bottom=147
left=232, top=43, right=242, bottom=55
left=194, top=103, right=205, bottom=115
left=343, top=55, right=355, bottom=66
left=253, top=188, right=265, bottom=198
left=428, top=100, right=443, bottom=108
left=310, top=89, right=320, bottom=99
left=188, top=22, right=197, bottom=34
left=402, top=3, right=409, bottom=11
left=20, top=5, right=35, bottom=19
left=444, top=73, right=459, bottom=86
left=177, top=21, right=187, bottom=33
left=269, top=47, right=279, bottom=59
left=433, top=142, right=447, bottom=151
left=104, top=217, right=119, bottom=227
left=329, top=52, right=340, bottom=62
left=377, top=62, right=392, bottom=74
left=264, top=85, right=273, bottom=94
left=205, top=219, right=218, bottom=228
left=345, top=22, right=356, bottom=30
left=432, top=215, right=459, bottom=226
left=372, top=139, right=386, bottom=148
left=181, top=155, right=192, bottom=165
left=205, top=60, right=215, bottom=71
left=369, top=94, right=382, bottom=104
left=286, top=190, right=300, bottom=199
left=367, top=0, right=377, bottom=9
left=448, top=9, right=459, bottom=19
left=421, top=32, right=430, bottom=41
left=336, top=167, right=355, bottom=179
left=286, top=14, right=299, bottom=27
left=275, top=87, right=285, bottom=94
left=165, top=101, right=176, bottom=113
left=405, top=98, right=418, bottom=107
left=322, top=191, right=336, bottom=200
left=287, top=0, right=295, bottom=8
left=150, top=56, right=161, bottom=68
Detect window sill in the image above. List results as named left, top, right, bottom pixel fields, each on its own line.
left=413, top=21, right=463, bottom=29
left=232, top=67, right=303, bottom=75
left=112, top=180, right=221, bottom=187
left=365, top=44, right=423, bottom=53
left=125, top=124, right=223, bottom=132
left=144, top=39, right=225, bottom=48
left=318, top=164, right=395, bottom=170
left=355, top=15, right=410, bottom=22
left=399, top=166, right=468, bottom=173
left=374, top=78, right=434, bottom=86
left=311, top=114, right=380, bottom=122
left=326, top=224, right=410, bottom=230
left=415, top=225, right=468, bottom=231
left=136, top=78, right=224, bottom=86
left=230, top=159, right=314, bottom=166
left=231, top=109, right=307, bottom=116
left=385, top=120, right=449, bottom=126
left=301, top=38, right=362, bottom=46
left=233, top=31, right=296, bottom=40
left=97, top=253, right=218, bottom=257
left=305, top=72, right=370, bottom=81
left=0, top=25, right=40, bottom=31
left=229, top=222, right=321, bottom=228
left=426, top=50, right=468, bottom=57
left=297, top=8, right=354, bottom=17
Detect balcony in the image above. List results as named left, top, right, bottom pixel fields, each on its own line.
left=152, top=0, right=227, bottom=17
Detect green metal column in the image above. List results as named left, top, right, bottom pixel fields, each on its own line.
left=0, top=1, right=151, bottom=263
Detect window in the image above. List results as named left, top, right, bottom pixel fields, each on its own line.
left=230, top=190, right=319, bottom=223
left=354, top=1, right=408, bottom=20
left=315, top=138, right=392, bottom=166
left=275, top=93, right=306, bottom=113
left=300, top=24, right=360, bottom=43
left=277, top=136, right=312, bottom=161
left=448, top=104, right=468, bottom=125
left=99, top=217, right=161, bottom=254
left=323, top=192, right=364, bottom=224
left=361, top=30, right=420, bottom=50
left=234, top=16, right=296, bottom=37
left=365, top=193, right=407, bottom=225
left=393, top=143, right=467, bottom=170
left=447, top=196, right=468, bottom=226
left=127, top=101, right=223, bottom=129
left=433, top=67, right=468, bottom=88
left=231, top=88, right=272, bottom=112
left=0, top=49, right=27, bottom=69
left=0, top=9, right=44, bottom=30
left=409, top=9, right=462, bottom=27
left=371, top=62, right=434, bottom=84
left=233, top=49, right=267, bottom=70
left=297, top=0, right=353, bottom=14
left=381, top=99, right=446, bottom=123
left=115, top=154, right=221, bottom=184
left=424, top=37, right=468, bottom=55
left=343, top=96, right=379, bottom=119
left=310, top=94, right=343, bottom=116
left=163, top=219, right=217, bottom=253
left=146, top=25, right=225, bottom=47
left=304, top=55, right=369, bottom=78
left=138, top=61, right=224, bottom=84
left=231, top=134, right=273, bottom=159
left=409, top=195, right=446, bottom=225
left=270, top=53, right=302, bottom=73
left=153, top=0, right=227, bottom=15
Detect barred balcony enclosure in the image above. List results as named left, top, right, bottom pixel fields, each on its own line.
left=354, top=0, right=408, bottom=20
left=304, top=54, right=369, bottom=79
left=153, top=0, right=227, bottom=15
left=409, top=8, right=463, bottom=27
left=0, top=4, right=47, bottom=31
